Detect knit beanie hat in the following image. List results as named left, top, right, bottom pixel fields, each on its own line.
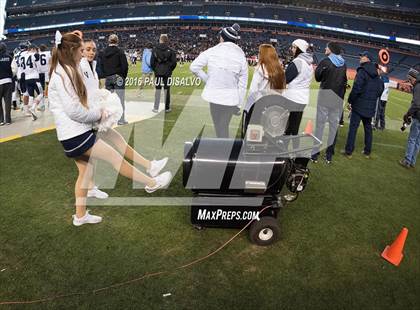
left=407, top=67, right=419, bottom=80
left=292, top=39, right=309, bottom=53
left=220, top=23, right=241, bottom=43
left=327, top=41, right=342, bottom=55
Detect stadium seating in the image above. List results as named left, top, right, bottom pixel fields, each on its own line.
left=336, top=0, right=420, bottom=9
left=5, top=2, right=419, bottom=39
left=3, top=25, right=417, bottom=80
left=3, top=1, right=419, bottom=80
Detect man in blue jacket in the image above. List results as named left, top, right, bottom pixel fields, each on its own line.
left=140, top=42, right=153, bottom=91
left=342, top=51, right=384, bottom=158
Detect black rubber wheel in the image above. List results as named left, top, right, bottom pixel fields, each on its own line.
left=283, top=192, right=299, bottom=203
left=249, top=216, right=280, bottom=246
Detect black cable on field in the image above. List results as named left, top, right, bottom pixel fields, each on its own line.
left=0, top=205, right=272, bottom=306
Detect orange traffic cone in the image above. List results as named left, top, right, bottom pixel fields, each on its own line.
left=304, top=120, right=313, bottom=135
left=381, top=227, right=408, bottom=266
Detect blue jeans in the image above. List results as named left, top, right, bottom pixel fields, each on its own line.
left=312, top=105, right=340, bottom=161
left=345, top=111, right=373, bottom=155
left=404, top=118, right=420, bottom=166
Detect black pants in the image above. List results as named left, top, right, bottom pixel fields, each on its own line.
left=105, top=74, right=126, bottom=122
left=284, top=111, right=304, bottom=150
left=210, top=103, right=238, bottom=138
left=0, top=83, right=13, bottom=124
left=154, top=76, right=171, bottom=111
left=285, top=111, right=304, bottom=136
left=39, top=73, right=46, bottom=90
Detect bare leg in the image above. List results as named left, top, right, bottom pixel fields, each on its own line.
left=100, top=128, right=151, bottom=170
left=84, top=139, right=156, bottom=187
left=74, top=159, right=94, bottom=218
left=87, top=158, right=97, bottom=190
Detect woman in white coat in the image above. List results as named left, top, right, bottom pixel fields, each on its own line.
left=245, top=44, right=286, bottom=112
left=283, top=39, right=314, bottom=136
left=190, top=23, right=248, bottom=138
left=49, top=32, right=171, bottom=226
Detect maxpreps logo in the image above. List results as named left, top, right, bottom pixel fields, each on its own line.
left=197, top=209, right=260, bottom=221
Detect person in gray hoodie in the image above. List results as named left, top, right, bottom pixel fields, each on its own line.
left=311, top=42, right=347, bottom=163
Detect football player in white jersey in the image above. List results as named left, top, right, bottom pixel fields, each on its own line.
left=21, top=44, right=43, bottom=120
left=12, top=42, right=30, bottom=115
left=11, top=48, right=20, bottom=110
left=37, top=44, right=51, bottom=111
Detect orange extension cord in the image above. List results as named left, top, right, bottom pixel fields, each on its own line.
left=0, top=205, right=273, bottom=305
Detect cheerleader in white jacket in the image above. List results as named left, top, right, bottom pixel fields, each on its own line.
left=245, top=44, right=286, bottom=112
left=48, top=31, right=172, bottom=226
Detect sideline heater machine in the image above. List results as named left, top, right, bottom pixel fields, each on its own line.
left=183, top=95, right=321, bottom=246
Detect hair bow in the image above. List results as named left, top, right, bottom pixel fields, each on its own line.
left=55, top=30, right=62, bottom=48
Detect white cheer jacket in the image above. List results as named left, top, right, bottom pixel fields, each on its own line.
left=49, top=63, right=101, bottom=141
left=283, top=53, right=313, bottom=105
left=190, top=42, right=248, bottom=107
left=245, top=64, right=281, bottom=112
left=80, top=57, right=99, bottom=99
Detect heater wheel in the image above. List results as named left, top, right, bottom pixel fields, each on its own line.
left=249, top=216, right=280, bottom=246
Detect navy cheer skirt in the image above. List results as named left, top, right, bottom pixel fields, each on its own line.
left=60, top=130, right=96, bottom=158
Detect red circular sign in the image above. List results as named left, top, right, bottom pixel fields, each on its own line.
left=379, top=49, right=390, bottom=65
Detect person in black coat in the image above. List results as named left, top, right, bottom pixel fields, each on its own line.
left=151, top=34, right=177, bottom=113
left=0, top=43, right=13, bottom=125
left=343, top=51, right=384, bottom=158
left=98, top=34, right=129, bottom=125
left=312, top=42, right=348, bottom=163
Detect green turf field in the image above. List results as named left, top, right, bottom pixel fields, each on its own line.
left=0, top=63, right=419, bottom=309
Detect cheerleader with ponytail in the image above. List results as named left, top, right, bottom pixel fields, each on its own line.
left=49, top=31, right=172, bottom=226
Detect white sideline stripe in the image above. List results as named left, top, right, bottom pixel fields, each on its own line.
left=86, top=197, right=192, bottom=206
left=86, top=197, right=263, bottom=206
left=373, top=142, right=405, bottom=149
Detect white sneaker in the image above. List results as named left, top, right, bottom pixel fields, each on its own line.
left=72, top=210, right=102, bottom=226
left=147, top=157, right=168, bottom=177
left=145, top=171, right=172, bottom=193
left=29, top=107, right=37, bottom=121
left=87, top=186, right=109, bottom=199
left=23, top=106, right=31, bottom=117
